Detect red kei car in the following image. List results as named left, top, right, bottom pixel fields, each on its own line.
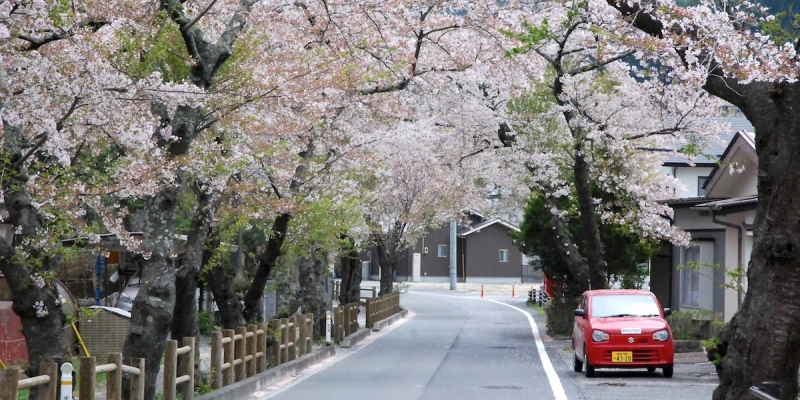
left=572, top=289, right=674, bottom=378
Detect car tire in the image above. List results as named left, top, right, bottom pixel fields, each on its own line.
left=663, top=365, right=674, bottom=378
left=573, top=348, right=583, bottom=372
left=647, top=367, right=656, bottom=373
left=584, top=347, right=595, bottom=378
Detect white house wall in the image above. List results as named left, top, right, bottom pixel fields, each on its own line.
left=672, top=208, right=720, bottom=231
left=662, top=166, right=715, bottom=197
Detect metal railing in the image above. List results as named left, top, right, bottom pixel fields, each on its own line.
left=749, top=382, right=781, bottom=400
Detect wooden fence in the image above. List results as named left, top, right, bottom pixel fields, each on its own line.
left=0, top=354, right=146, bottom=400
left=209, top=314, right=315, bottom=390
left=332, top=302, right=359, bottom=344
left=365, top=291, right=401, bottom=329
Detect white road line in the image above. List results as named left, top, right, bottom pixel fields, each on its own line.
left=488, top=299, right=568, bottom=400
left=410, top=291, right=568, bottom=400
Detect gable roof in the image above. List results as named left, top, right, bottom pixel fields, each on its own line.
left=662, top=117, right=753, bottom=166
left=459, top=217, right=520, bottom=237
left=702, top=131, right=757, bottom=193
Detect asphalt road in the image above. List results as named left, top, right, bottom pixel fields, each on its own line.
left=253, top=286, right=719, bottom=400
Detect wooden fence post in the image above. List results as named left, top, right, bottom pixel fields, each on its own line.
left=107, top=353, right=122, bottom=400
left=257, top=322, right=268, bottom=373
left=271, top=319, right=281, bottom=367
left=287, top=316, right=297, bottom=362
left=181, top=337, right=195, bottom=400
left=234, top=327, right=246, bottom=381
left=298, top=314, right=307, bottom=356
left=247, top=324, right=257, bottom=377
left=223, top=329, right=235, bottom=386
left=211, top=331, right=222, bottom=389
left=0, top=367, right=20, bottom=400
left=39, top=361, right=57, bottom=400
left=163, top=340, right=177, bottom=400
left=280, top=318, right=289, bottom=363
left=130, top=358, right=145, bottom=400
left=79, top=357, right=96, bottom=400
left=306, top=313, right=314, bottom=354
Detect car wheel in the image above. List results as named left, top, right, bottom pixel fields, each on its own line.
left=573, top=348, right=583, bottom=372
left=647, top=367, right=656, bottom=373
left=584, top=347, right=595, bottom=378
left=663, top=365, right=673, bottom=378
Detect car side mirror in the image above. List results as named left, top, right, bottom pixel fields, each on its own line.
left=663, top=308, right=672, bottom=317
left=574, top=309, right=586, bottom=318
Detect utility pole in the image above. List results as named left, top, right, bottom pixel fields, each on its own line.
left=449, top=220, right=456, bottom=290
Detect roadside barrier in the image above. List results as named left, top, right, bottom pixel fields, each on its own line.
left=365, top=292, right=401, bottom=329
left=528, top=288, right=550, bottom=306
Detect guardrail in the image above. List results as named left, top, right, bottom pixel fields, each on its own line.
left=332, top=302, right=359, bottom=343
left=365, top=292, right=401, bottom=329
left=210, top=315, right=314, bottom=390
left=81, top=354, right=146, bottom=400
left=749, top=382, right=781, bottom=400
left=528, top=288, right=550, bottom=306
left=331, top=280, right=377, bottom=303
left=0, top=362, right=58, bottom=400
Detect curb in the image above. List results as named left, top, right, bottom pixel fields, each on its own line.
left=195, top=346, right=336, bottom=400
left=340, top=328, right=371, bottom=348
left=372, top=308, right=409, bottom=331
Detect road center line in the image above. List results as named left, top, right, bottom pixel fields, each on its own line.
left=487, top=299, right=568, bottom=400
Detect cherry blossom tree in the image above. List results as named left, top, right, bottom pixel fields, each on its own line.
left=499, top=0, right=726, bottom=296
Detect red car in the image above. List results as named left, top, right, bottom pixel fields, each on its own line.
left=572, top=289, right=674, bottom=377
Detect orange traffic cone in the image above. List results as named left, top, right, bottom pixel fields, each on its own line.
left=480, top=284, right=484, bottom=298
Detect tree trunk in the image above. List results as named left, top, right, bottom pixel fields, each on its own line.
left=573, top=152, right=608, bottom=290
left=338, top=239, right=362, bottom=305
left=242, top=213, right=291, bottom=321
left=122, top=185, right=181, bottom=400
left=709, top=92, right=800, bottom=400
left=375, top=238, right=395, bottom=296
left=297, top=256, right=330, bottom=338
left=204, top=260, right=246, bottom=329
left=0, top=122, right=67, bottom=394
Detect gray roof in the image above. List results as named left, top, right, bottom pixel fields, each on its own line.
left=691, top=195, right=758, bottom=215
left=662, top=117, right=754, bottom=166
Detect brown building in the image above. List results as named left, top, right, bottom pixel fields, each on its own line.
left=362, top=212, right=528, bottom=283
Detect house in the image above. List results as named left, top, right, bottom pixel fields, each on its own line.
left=653, top=117, right=756, bottom=322
left=363, top=211, right=528, bottom=283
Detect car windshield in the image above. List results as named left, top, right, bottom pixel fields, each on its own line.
left=590, top=294, right=661, bottom=318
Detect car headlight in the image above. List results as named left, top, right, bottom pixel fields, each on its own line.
left=652, top=329, right=670, bottom=342
left=592, top=330, right=610, bottom=342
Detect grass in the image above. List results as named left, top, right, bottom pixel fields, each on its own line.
left=527, top=301, right=547, bottom=316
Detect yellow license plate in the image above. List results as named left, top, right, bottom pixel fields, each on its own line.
left=611, top=352, right=633, bottom=363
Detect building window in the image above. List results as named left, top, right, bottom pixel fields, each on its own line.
left=438, top=244, right=447, bottom=257
left=499, top=249, right=508, bottom=262
left=682, top=246, right=701, bottom=306
left=698, top=176, right=708, bottom=196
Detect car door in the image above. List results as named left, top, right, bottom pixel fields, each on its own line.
left=574, top=294, right=588, bottom=359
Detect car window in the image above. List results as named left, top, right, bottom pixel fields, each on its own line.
left=590, top=294, right=660, bottom=318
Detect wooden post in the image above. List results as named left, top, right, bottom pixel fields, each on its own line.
left=257, top=322, right=268, bottom=373
left=343, top=304, right=351, bottom=336
left=182, top=337, right=195, bottom=400
left=234, top=327, right=246, bottom=382
left=280, top=318, right=289, bottom=363
left=39, top=362, right=57, bottom=400
left=290, top=316, right=298, bottom=361
left=223, top=329, right=235, bottom=386
left=365, top=298, right=372, bottom=329
left=247, top=324, right=257, bottom=377
left=271, top=319, right=281, bottom=367
left=79, top=357, right=96, bottom=400
left=0, top=367, right=20, bottom=400
left=297, top=314, right=307, bottom=356
left=107, top=353, right=122, bottom=400
left=306, top=313, right=314, bottom=353
left=211, top=331, right=222, bottom=389
left=163, top=340, right=177, bottom=400
left=130, top=358, right=145, bottom=400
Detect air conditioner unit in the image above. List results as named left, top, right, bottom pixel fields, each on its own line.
left=423, top=247, right=429, bottom=254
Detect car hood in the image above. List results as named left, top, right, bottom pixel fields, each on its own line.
left=589, top=317, right=668, bottom=333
